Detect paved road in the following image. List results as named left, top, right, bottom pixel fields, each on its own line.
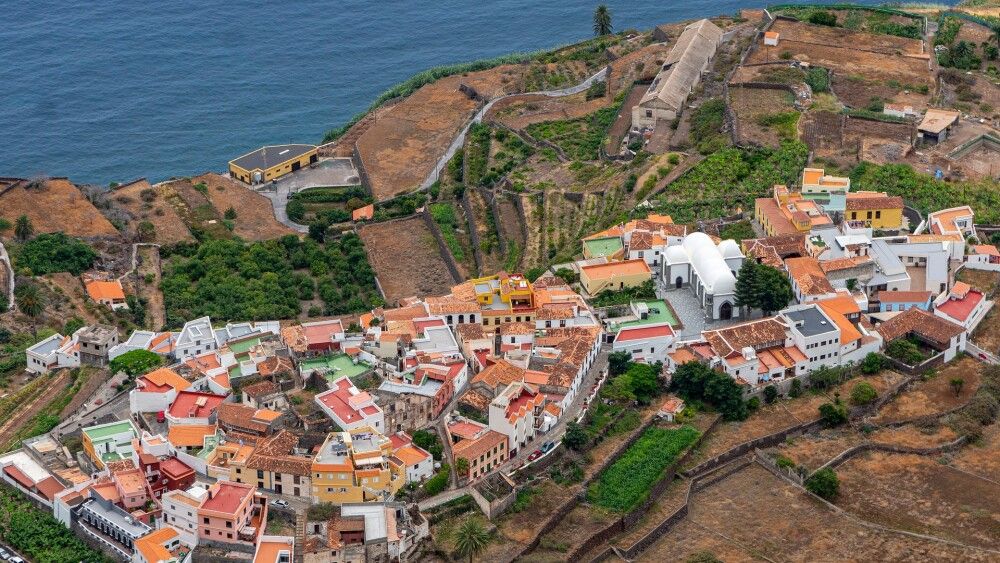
left=0, top=241, right=13, bottom=311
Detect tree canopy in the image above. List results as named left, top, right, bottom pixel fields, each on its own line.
left=15, top=232, right=96, bottom=275
left=109, top=349, right=163, bottom=377
left=671, top=361, right=749, bottom=421
left=734, top=261, right=793, bottom=315
left=593, top=4, right=613, bottom=36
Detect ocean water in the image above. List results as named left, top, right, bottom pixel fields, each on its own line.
left=2, top=0, right=892, bottom=185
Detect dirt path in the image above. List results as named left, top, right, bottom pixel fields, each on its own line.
left=136, top=245, right=165, bottom=330
left=0, top=370, right=69, bottom=446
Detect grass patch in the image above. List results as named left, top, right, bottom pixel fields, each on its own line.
left=526, top=97, right=622, bottom=160
left=430, top=203, right=466, bottom=262
left=756, top=111, right=800, bottom=139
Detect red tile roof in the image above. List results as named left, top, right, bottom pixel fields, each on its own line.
left=936, top=289, right=984, bottom=323
left=615, top=324, right=674, bottom=342
left=168, top=391, right=227, bottom=419
left=200, top=481, right=254, bottom=515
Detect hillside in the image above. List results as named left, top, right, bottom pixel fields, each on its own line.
left=0, top=178, right=119, bottom=239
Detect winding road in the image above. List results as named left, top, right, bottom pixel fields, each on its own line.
left=259, top=66, right=610, bottom=232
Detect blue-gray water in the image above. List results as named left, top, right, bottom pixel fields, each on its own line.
left=2, top=1, right=896, bottom=185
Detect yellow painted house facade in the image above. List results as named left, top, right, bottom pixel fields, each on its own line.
left=228, top=144, right=318, bottom=184
left=310, top=427, right=404, bottom=504
left=844, top=192, right=905, bottom=230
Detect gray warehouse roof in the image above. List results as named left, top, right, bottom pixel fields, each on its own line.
left=230, top=144, right=316, bottom=171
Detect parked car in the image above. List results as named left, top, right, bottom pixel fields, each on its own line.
left=9, top=557, right=23, bottom=563
left=541, top=441, right=555, bottom=453
left=156, top=411, right=165, bottom=423
left=527, top=450, right=543, bottom=461
left=272, top=499, right=290, bottom=509
left=0, top=548, right=10, bottom=560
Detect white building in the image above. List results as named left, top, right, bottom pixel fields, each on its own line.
left=612, top=323, right=675, bottom=364
left=934, top=282, right=991, bottom=332
left=173, top=316, right=218, bottom=362
left=488, top=382, right=543, bottom=456
left=162, top=486, right=208, bottom=546
left=25, top=332, right=80, bottom=374
left=663, top=233, right=744, bottom=320
left=315, top=376, right=385, bottom=432
left=129, top=367, right=192, bottom=414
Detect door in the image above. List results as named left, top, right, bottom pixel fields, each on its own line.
left=291, top=161, right=301, bottom=172
left=719, top=301, right=733, bottom=320
left=675, top=276, right=683, bottom=289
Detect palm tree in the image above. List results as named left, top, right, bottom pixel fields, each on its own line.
left=14, top=282, right=45, bottom=337
left=593, top=4, right=613, bottom=36
left=14, top=214, right=33, bottom=242
left=453, top=519, right=490, bottom=563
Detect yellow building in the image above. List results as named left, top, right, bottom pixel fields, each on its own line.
left=471, top=272, right=537, bottom=325
left=844, top=192, right=904, bottom=230
left=755, top=185, right=833, bottom=237
left=311, top=427, right=405, bottom=504
left=579, top=259, right=652, bottom=296
left=228, top=144, right=318, bottom=185
left=800, top=167, right=850, bottom=197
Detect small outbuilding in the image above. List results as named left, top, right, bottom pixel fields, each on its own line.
left=228, top=144, right=318, bottom=184
left=917, top=109, right=961, bottom=144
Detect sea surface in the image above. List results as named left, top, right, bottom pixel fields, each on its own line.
left=2, top=0, right=896, bottom=185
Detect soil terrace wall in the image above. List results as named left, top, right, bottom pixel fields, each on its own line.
left=420, top=208, right=464, bottom=284
left=811, top=435, right=967, bottom=476
left=478, top=187, right=508, bottom=256
left=681, top=418, right=825, bottom=478
left=460, top=188, right=485, bottom=274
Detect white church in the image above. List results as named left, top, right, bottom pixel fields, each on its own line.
left=663, top=232, right=745, bottom=320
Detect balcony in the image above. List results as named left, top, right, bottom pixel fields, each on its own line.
left=78, top=521, right=131, bottom=560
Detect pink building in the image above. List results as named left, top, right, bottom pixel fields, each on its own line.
left=198, top=481, right=268, bottom=546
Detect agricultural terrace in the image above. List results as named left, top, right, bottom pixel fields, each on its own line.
left=746, top=19, right=929, bottom=85
left=850, top=161, right=1000, bottom=223
left=587, top=425, right=700, bottom=512
left=287, top=185, right=371, bottom=225
left=108, top=179, right=195, bottom=245
left=650, top=141, right=809, bottom=223
left=772, top=5, right=925, bottom=39
left=0, top=178, right=119, bottom=239
left=525, top=96, right=623, bottom=161
left=728, top=86, right=800, bottom=147
left=358, top=216, right=458, bottom=304
left=159, top=234, right=381, bottom=327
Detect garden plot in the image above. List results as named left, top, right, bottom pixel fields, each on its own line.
left=837, top=452, right=1000, bottom=550
left=358, top=216, right=457, bottom=304
left=638, top=463, right=992, bottom=562
left=477, top=480, right=577, bottom=562
left=728, top=87, right=799, bottom=147
left=192, top=173, right=294, bottom=241
left=160, top=177, right=233, bottom=240
left=747, top=19, right=930, bottom=85
left=873, top=356, right=981, bottom=424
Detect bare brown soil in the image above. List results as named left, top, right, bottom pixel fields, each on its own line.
left=531, top=505, right=618, bottom=560
left=729, top=87, right=797, bottom=147
left=638, top=463, right=993, bottom=562
left=870, top=423, right=959, bottom=448
left=358, top=217, right=457, bottom=304
left=682, top=371, right=905, bottom=471
left=158, top=178, right=233, bottom=239
left=950, top=421, right=1000, bottom=482
left=837, top=452, right=1000, bottom=550
left=777, top=428, right=861, bottom=471
left=356, top=67, right=522, bottom=201
left=39, top=272, right=105, bottom=326
left=0, top=179, right=120, bottom=240
left=832, top=73, right=902, bottom=109
left=192, top=173, right=295, bottom=241
left=136, top=245, right=165, bottom=330
left=488, top=92, right=607, bottom=131
left=0, top=370, right=70, bottom=446
left=109, top=179, right=194, bottom=245
left=59, top=367, right=109, bottom=419
left=874, top=356, right=981, bottom=424
left=747, top=20, right=930, bottom=86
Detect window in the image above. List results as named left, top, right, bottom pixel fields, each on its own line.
left=875, top=210, right=881, bottom=219
left=203, top=517, right=209, bottom=524
left=645, top=110, right=653, bottom=118
left=867, top=211, right=873, bottom=219
left=226, top=521, right=232, bottom=528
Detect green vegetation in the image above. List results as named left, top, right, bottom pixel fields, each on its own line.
left=375, top=192, right=429, bottom=221
left=412, top=430, right=444, bottom=460
left=160, top=234, right=380, bottom=326
left=424, top=463, right=451, bottom=496
left=453, top=518, right=491, bottom=562
left=735, top=261, right=794, bottom=316
left=671, top=361, right=750, bottom=421
left=593, top=4, right=613, bottom=36
left=756, top=111, right=800, bottom=140
left=652, top=141, right=808, bottom=223
left=935, top=16, right=964, bottom=47
left=5, top=368, right=95, bottom=450
left=939, top=40, right=982, bottom=70
left=109, top=349, right=163, bottom=377
left=950, top=377, right=965, bottom=397
left=805, top=467, right=840, bottom=500
left=860, top=352, right=885, bottom=374
left=850, top=381, right=878, bottom=405
left=603, top=362, right=663, bottom=406
left=772, top=4, right=925, bottom=37
left=14, top=233, right=96, bottom=276
left=526, top=99, right=621, bottom=160
left=806, top=67, right=830, bottom=93
left=819, top=395, right=849, bottom=426
left=590, top=279, right=656, bottom=307
left=690, top=98, right=728, bottom=155
left=0, top=485, right=110, bottom=562
left=430, top=203, right=467, bottom=261
left=588, top=425, right=699, bottom=512
left=14, top=215, right=33, bottom=242
left=851, top=161, right=1000, bottom=223
left=465, top=123, right=492, bottom=187
left=287, top=186, right=372, bottom=226
left=885, top=338, right=927, bottom=365
left=718, top=220, right=755, bottom=243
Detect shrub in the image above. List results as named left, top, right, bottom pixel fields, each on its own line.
left=808, top=11, right=838, bottom=26
left=805, top=67, right=830, bottom=92
left=850, top=381, right=878, bottom=405
left=763, top=384, right=779, bottom=404
left=672, top=361, right=749, bottom=421
left=805, top=467, right=839, bottom=500
left=563, top=421, right=588, bottom=451
left=690, top=98, right=728, bottom=155
left=15, top=232, right=97, bottom=275
left=424, top=464, right=451, bottom=495
left=886, top=338, right=925, bottom=365
left=789, top=378, right=803, bottom=398
left=819, top=397, right=848, bottom=427
left=109, top=349, right=163, bottom=377
left=860, top=352, right=884, bottom=374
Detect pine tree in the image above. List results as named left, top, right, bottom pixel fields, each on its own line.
left=734, top=260, right=758, bottom=316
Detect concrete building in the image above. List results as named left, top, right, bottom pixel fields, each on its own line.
left=632, top=19, right=724, bottom=129
left=253, top=535, right=294, bottom=563
left=310, top=427, right=405, bottom=504
left=162, top=486, right=209, bottom=546
left=25, top=332, right=79, bottom=374
left=197, top=481, right=267, bottom=547
left=934, top=282, right=990, bottom=332
left=134, top=526, right=192, bottom=563
left=488, top=382, right=543, bottom=456
left=130, top=367, right=192, bottom=413
left=85, top=279, right=129, bottom=311
left=315, top=376, right=385, bottom=432
left=917, top=109, right=961, bottom=144
left=229, top=144, right=318, bottom=185
left=76, top=324, right=119, bottom=367
left=76, top=492, right=152, bottom=560
left=875, top=307, right=966, bottom=363
left=83, top=420, right=139, bottom=470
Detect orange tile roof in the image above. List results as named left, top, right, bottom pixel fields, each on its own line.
left=135, top=527, right=180, bottom=563
left=452, top=430, right=507, bottom=462
left=141, top=367, right=191, bottom=393
left=471, top=359, right=525, bottom=390
left=85, top=279, right=126, bottom=301
left=816, top=302, right=861, bottom=345
left=785, top=257, right=834, bottom=296
left=580, top=259, right=651, bottom=279
left=815, top=295, right=861, bottom=316
left=394, top=444, right=431, bottom=466
left=845, top=193, right=903, bottom=211
left=168, top=424, right=217, bottom=448
left=876, top=308, right=964, bottom=346
left=352, top=204, right=374, bottom=221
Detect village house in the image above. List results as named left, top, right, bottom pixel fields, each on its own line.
left=242, top=380, right=288, bottom=411
left=84, top=278, right=129, bottom=310
left=130, top=367, right=192, bottom=413
left=75, top=489, right=152, bottom=560
left=785, top=257, right=838, bottom=303
left=253, top=535, right=295, bottom=563
left=657, top=396, right=685, bottom=422
left=315, top=376, right=385, bottom=432
left=76, top=324, right=118, bottom=368
left=755, top=185, right=833, bottom=237
left=0, top=450, right=65, bottom=508
left=161, top=486, right=208, bottom=546
left=579, top=259, right=652, bottom=296
left=310, top=427, right=405, bottom=504
left=965, top=244, right=1000, bottom=271
left=388, top=433, right=434, bottom=483
left=229, top=431, right=312, bottom=497
left=933, top=281, right=990, bottom=332
left=82, top=420, right=139, bottom=470
left=488, top=382, right=545, bottom=457
left=925, top=205, right=976, bottom=239
left=875, top=307, right=966, bottom=363
left=166, top=390, right=228, bottom=426
left=301, top=502, right=428, bottom=562
left=917, top=108, right=961, bottom=144
left=216, top=403, right=283, bottom=437
left=134, top=526, right=192, bottom=563
left=196, top=481, right=268, bottom=547
left=447, top=419, right=509, bottom=481
left=25, top=331, right=80, bottom=374
left=800, top=167, right=851, bottom=212
left=581, top=214, right=687, bottom=269
left=844, top=192, right=905, bottom=230
left=281, top=319, right=347, bottom=358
